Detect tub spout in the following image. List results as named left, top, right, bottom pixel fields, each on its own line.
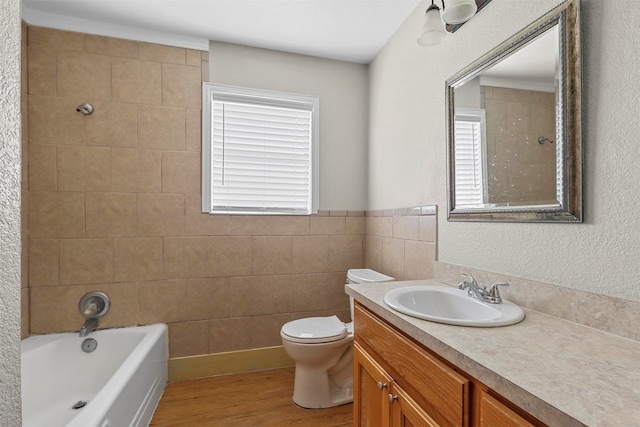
left=79, top=318, right=99, bottom=337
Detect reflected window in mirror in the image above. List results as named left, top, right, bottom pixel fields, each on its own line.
left=453, top=108, right=487, bottom=207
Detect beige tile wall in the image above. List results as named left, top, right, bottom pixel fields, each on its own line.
left=365, top=206, right=437, bottom=281
left=483, top=86, right=557, bottom=204
left=24, top=26, right=363, bottom=358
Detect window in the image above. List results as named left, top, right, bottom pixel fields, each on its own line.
left=202, top=83, right=319, bottom=215
left=453, top=108, right=487, bottom=207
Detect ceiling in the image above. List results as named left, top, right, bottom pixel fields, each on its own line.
left=22, top=0, right=423, bottom=64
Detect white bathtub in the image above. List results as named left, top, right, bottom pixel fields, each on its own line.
left=22, top=323, right=168, bottom=427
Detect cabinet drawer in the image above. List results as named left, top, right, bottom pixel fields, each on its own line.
left=355, top=304, right=470, bottom=427
left=477, top=390, right=537, bottom=427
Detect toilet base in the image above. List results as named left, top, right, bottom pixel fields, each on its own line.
left=292, top=364, right=354, bottom=409
left=292, top=392, right=352, bottom=410
left=289, top=344, right=354, bottom=409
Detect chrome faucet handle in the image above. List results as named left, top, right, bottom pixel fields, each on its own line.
left=485, top=282, right=510, bottom=304
left=458, top=273, right=478, bottom=289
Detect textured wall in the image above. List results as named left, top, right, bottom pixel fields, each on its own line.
left=369, top=0, right=640, bottom=302
left=21, top=20, right=30, bottom=340
left=0, top=0, right=23, bottom=423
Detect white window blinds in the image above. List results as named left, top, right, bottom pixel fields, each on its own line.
left=453, top=109, right=486, bottom=207
left=202, top=84, right=319, bottom=215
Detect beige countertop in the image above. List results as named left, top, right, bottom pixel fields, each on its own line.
left=346, top=279, right=640, bottom=427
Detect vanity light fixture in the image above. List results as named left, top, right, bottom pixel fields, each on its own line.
left=418, top=0, right=487, bottom=47
left=417, top=1, right=447, bottom=47
left=442, top=0, right=478, bottom=25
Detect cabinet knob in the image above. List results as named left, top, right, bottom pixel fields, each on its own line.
left=388, top=393, right=398, bottom=404
left=377, top=381, right=388, bottom=390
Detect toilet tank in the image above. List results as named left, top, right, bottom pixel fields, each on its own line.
left=347, top=269, right=394, bottom=284
left=346, top=269, right=394, bottom=322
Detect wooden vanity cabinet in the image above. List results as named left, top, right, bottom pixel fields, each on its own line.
left=475, top=390, right=537, bottom=427
left=354, top=304, right=470, bottom=426
left=353, top=303, right=545, bottom=427
left=354, top=342, right=438, bottom=427
left=354, top=341, right=392, bottom=427
left=391, top=381, right=440, bottom=427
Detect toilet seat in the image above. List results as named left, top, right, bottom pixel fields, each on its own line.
left=281, top=316, right=348, bottom=344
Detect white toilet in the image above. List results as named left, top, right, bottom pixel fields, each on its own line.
left=280, top=268, right=394, bottom=409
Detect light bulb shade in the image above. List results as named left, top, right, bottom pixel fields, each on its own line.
left=417, top=5, right=446, bottom=47
left=441, top=0, right=477, bottom=25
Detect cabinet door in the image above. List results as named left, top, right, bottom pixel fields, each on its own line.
left=355, top=305, right=470, bottom=426
left=476, top=390, right=537, bottom=427
left=354, top=342, right=393, bottom=427
left=391, top=382, right=440, bottom=427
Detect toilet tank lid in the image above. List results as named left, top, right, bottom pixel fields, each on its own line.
left=347, top=269, right=394, bottom=283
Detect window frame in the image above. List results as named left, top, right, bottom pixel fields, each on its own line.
left=201, top=83, right=319, bottom=215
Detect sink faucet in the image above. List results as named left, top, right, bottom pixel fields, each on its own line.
left=79, top=317, right=99, bottom=337
left=458, top=274, right=509, bottom=304
left=458, top=274, right=486, bottom=299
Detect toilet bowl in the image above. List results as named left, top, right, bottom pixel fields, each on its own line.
left=280, top=269, right=394, bottom=409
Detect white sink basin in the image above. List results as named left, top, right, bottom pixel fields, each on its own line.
left=383, top=285, right=525, bottom=327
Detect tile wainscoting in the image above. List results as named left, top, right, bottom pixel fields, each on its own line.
left=364, top=205, right=437, bottom=281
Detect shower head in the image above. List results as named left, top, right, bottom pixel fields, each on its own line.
left=76, top=103, right=94, bottom=115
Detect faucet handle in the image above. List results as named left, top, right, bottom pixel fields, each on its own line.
left=486, top=282, right=510, bottom=304
left=458, top=273, right=477, bottom=289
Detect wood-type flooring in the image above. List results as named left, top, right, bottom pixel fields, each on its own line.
left=150, top=367, right=353, bottom=426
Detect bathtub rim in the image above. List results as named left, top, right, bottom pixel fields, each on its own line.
left=21, top=323, right=168, bottom=427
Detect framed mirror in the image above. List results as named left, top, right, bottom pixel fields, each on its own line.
left=446, top=0, right=582, bottom=222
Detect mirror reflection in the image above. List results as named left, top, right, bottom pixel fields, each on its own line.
left=453, top=26, right=559, bottom=208
left=446, top=0, right=582, bottom=222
